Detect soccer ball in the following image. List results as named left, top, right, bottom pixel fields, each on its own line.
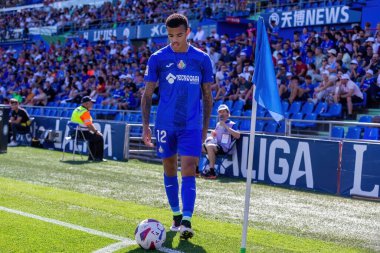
left=135, top=219, right=166, bottom=250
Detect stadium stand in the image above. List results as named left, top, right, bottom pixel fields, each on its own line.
left=0, top=0, right=379, bottom=144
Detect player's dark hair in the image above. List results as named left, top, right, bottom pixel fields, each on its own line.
left=165, top=13, right=188, bottom=30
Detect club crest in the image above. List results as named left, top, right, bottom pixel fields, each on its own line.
left=177, top=60, right=186, bottom=70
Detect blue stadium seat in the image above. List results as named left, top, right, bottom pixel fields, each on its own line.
left=61, top=111, right=71, bottom=118
left=358, top=115, right=373, bottom=130
left=48, top=109, right=58, bottom=117
left=300, top=102, right=315, bottom=116
left=256, top=107, right=267, bottom=118
left=363, top=128, right=379, bottom=140
left=209, top=117, right=217, bottom=129
left=281, top=101, right=289, bottom=112
left=278, top=120, right=286, bottom=133
left=314, top=101, right=328, bottom=116
left=223, top=100, right=233, bottom=110
left=331, top=126, right=345, bottom=139
left=291, top=112, right=304, bottom=126
left=212, top=100, right=223, bottom=115
left=240, top=119, right=251, bottom=131
left=345, top=126, right=361, bottom=139
left=243, top=110, right=252, bottom=116
left=265, top=121, right=278, bottom=133
left=320, top=103, right=342, bottom=119
left=255, top=120, right=266, bottom=132
left=232, top=100, right=244, bottom=113
left=287, top=101, right=302, bottom=116
left=114, top=113, right=123, bottom=121
left=294, top=113, right=317, bottom=128
left=231, top=110, right=242, bottom=116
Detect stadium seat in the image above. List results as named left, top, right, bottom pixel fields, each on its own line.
left=290, top=112, right=304, bottom=126
left=223, top=100, right=233, bottom=110
left=345, top=126, right=361, bottom=139
left=287, top=101, right=302, bottom=116
left=281, top=101, right=289, bottom=112
left=114, top=113, right=123, bottom=121
left=314, top=101, right=328, bottom=116
left=265, top=121, right=278, bottom=133
left=231, top=110, right=242, bottom=116
left=357, top=115, right=372, bottom=130
left=240, top=119, right=251, bottom=131
left=278, top=120, right=286, bottom=133
left=294, top=113, right=317, bottom=128
left=243, top=110, right=252, bottom=116
left=300, top=102, right=315, bottom=116
left=231, top=100, right=244, bottom=113
left=331, top=126, right=345, bottom=139
left=212, top=100, right=223, bottom=115
left=256, top=107, right=267, bottom=118
left=209, top=117, right=217, bottom=129
left=363, top=128, right=379, bottom=140
left=255, top=120, right=266, bottom=132
left=320, top=103, right=342, bottom=119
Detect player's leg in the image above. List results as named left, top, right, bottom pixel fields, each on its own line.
left=179, top=156, right=197, bottom=239
left=177, top=129, right=202, bottom=239
left=155, top=129, right=182, bottom=231
left=163, top=155, right=182, bottom=231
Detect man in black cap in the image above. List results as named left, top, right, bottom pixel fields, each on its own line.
left=70, top=96, right=105, bottom=161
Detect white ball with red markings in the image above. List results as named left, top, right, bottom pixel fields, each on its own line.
left=134, top=219, right=166, bottom=250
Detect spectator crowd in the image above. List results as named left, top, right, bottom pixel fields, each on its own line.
left=0, top=0, right=379, bottom=121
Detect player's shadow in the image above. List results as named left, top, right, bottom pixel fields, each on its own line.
left=177, top=238, right=207, bottom=253
left=164, top=231, right=206, bottom=253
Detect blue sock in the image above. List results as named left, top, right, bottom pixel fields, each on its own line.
left=181, top=176, right=196, bottom=221
left=164, top=174, right=180, bottom=214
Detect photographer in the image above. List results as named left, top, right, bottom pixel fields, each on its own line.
left=201, top=104, right=240, bottom=179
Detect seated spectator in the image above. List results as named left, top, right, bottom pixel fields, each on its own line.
left=8, top=98, right=31, bottom=147
left=70, top=96, right=105, bottom=162
left=334, top=74, right=363, bottom=119
left=312, top=70, right=335, bottom=104
left=298, top=75, right=315, bottom=101
left=32, top=87, right=48, bottom=106
left=201, top=104, right=240, bottom=179
left=363, top=69, right=380, bottom=107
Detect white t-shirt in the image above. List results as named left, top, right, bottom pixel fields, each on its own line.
left=342, top=80, right=363, bottom=99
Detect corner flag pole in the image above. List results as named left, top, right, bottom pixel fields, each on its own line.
left=240, top=86, right=258, bottom=253
left=240, top=16, right=284, bottom=253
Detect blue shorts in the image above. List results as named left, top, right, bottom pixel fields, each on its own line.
left=155, top=129, right=202, bottom=158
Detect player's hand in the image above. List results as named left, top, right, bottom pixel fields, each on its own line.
left=142, top=126, right=154, bottom=147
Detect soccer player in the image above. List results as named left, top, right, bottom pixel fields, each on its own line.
left=141, top=13, right=213, bottom=240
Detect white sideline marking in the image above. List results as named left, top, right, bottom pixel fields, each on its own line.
left=0, top=206, right=183, bottom=253
left=93, top=241, right=132, bottom=253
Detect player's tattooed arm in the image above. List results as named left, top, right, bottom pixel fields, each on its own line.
left=201, top=82, right=213, bottom=143
left=141, top=82, right=156, bottom=127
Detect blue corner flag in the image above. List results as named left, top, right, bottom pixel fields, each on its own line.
left=253, top=17, right=284, bottom=122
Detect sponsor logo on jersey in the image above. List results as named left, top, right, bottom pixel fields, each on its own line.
left=166, top=73, right=176, bottom=84
left=165, top=73, right=200, bottom=85
left=166, top=63, right=174, bottom=68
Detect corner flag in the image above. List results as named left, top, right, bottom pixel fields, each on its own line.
left=253, top=17, right=284, bottom=122
left=240, top=17, right=284, bottom=253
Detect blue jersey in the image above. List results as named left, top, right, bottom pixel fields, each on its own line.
left=144, top=44, right=214, bottom=131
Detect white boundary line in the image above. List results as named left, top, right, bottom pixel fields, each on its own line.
left=0, top=206, right=183, bottom=253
